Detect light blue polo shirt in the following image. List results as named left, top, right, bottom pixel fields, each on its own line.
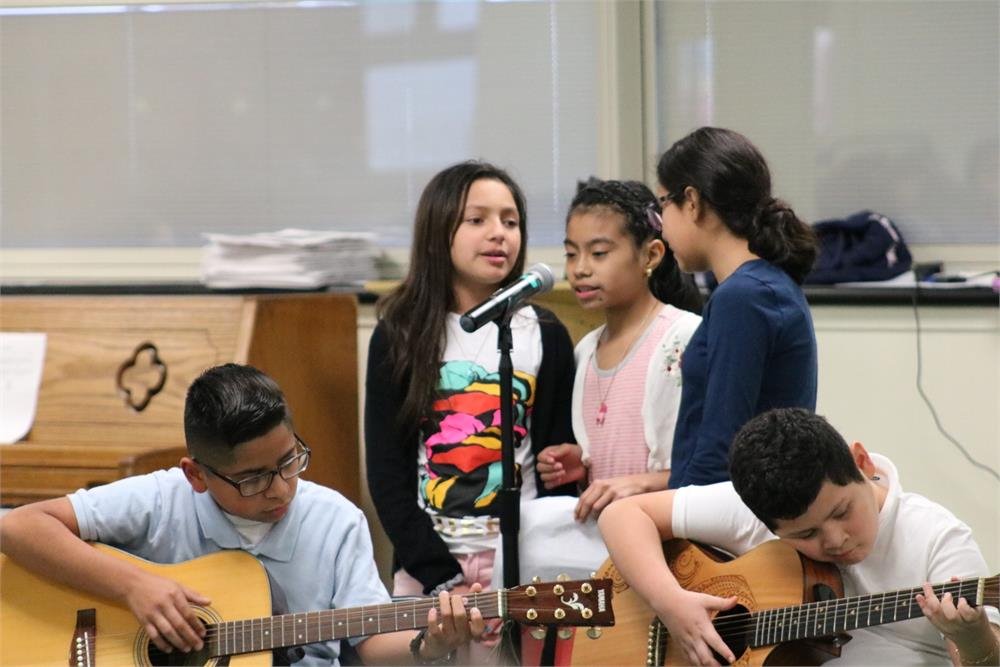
left=69, top=468, right=390, bottom=666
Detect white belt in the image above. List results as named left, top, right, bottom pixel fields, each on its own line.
left=431, top=515, right=501, bottom=537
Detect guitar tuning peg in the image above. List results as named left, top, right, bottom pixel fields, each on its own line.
left=587, top=627, right=603, bottom=640
left=557, top=628, right=573, bottom=640
left=529, top=627, right=547, bottom=640
left=590, top=571, right=598, bottom=579
left=531, top=575, right=542, bottom=584
left=556, top=573, right=570, bottom=581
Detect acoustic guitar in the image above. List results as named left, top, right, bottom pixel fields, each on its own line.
left=568, top=538, right=999, bottom=667
left=0, top=544, right=614, bottom=666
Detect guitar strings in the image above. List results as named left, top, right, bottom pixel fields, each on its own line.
left=686, top=579, right=986, bottom=643
left=77, top=598, right=501, bottom=646
left=708, top=580, right=974, bottom=638
left=61, top=592, right=601, bottom=653
left=707, top=578, right=979, bottom=635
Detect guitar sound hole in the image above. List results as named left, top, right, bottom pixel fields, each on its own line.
left=136, top=607, right=220, bottom=667
left=147, top=645, right=212, bottom=666
left=713, top=604, right=750, bottom=664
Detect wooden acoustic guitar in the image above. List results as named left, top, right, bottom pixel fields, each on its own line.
left=0, top=544, right=614, bottom=666
left=569, top=538, right=999, bottom=667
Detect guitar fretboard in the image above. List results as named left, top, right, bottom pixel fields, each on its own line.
left=207, top=592, right=504, bottom=656
left=738, top=575, right=998, bottom=648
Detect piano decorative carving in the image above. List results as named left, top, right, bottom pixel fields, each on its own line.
left=0, top=294, right=359, bottom=506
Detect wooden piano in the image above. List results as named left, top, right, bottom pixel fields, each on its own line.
left=0, top=293, right=360, bottom=506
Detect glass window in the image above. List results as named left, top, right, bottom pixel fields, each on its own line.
left=652, top=1, right=998, bottom=244
left=1, top=1, right=601, bottom=248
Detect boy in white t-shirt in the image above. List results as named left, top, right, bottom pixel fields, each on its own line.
left=599, top=408, right=999, bottom=666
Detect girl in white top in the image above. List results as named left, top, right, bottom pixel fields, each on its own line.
left=537, top=178, right=702, bottom=521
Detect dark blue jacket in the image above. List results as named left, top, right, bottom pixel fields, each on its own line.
left=805, top=210, right=912, bottom=284
left=669, top=259, right=818, bottom=488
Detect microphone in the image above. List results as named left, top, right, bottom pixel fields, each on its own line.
left=459, top=263, right=555, bottom=332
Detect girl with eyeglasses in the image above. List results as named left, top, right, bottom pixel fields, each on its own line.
left=657, top=127, right=819, bottom=489
left=535, top=178, right=702, bottom=522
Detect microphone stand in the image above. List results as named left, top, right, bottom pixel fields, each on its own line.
left=495, top=305, right=522, bottom=664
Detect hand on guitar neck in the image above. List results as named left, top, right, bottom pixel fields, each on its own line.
left=917, top=579, right=1000, bottom=666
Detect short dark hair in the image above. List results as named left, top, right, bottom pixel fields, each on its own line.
left=183, top=364, right=291, bottom=465
left=729, top=408, right=864, bottom=530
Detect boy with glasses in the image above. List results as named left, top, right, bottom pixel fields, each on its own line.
left=0, top=363, right=483, bottom=665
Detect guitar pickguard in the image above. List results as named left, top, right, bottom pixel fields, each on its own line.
left=669, top=545, right=760, bottom=609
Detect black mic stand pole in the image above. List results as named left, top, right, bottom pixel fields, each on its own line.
left=495, top=305, right=522, bottom=664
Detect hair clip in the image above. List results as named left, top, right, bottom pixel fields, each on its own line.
left=645, top=202, right=663, bottom=234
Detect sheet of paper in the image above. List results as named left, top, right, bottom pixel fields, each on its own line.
left=0, top=333, right=47, bottom=444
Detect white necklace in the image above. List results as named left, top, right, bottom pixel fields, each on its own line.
left=450, top=317, right=492, bottom=364
left=593, top=303, right=659, bottom=427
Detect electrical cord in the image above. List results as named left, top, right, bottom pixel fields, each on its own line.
left=911, top=283, right=999, bottom=482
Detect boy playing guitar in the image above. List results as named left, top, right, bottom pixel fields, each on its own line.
left=599, top=408, right=999, bottom=666
left=0, top=364, right=481, bottom=665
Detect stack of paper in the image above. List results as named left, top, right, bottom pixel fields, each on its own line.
left=201, top=228, right=378, bottom=289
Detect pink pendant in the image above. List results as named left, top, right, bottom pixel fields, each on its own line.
left=596, top=402, right=608, bottom=426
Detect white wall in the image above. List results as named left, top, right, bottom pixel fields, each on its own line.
left=813, top=305, right=1000, bottom=570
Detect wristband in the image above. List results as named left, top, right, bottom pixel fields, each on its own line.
left=409, top=628, right=456, bottom=666
left=428, top=572, right=464, bottom=596
left=959, top=640, right=999, bottom=666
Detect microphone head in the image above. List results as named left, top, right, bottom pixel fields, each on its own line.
left=525, top=263, right=555, bottom=293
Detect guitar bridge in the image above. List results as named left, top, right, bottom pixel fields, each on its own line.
left=70, top=608, right=96, bottom=667
left=647, top=619, right=668, bottom=667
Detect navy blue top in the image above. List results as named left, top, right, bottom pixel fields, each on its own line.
left=668, top=259, right=817, bottom=488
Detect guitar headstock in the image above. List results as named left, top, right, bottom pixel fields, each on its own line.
left=505, top=578, right=615, bottom=627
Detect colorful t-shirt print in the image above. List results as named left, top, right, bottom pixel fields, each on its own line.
left=419, top=360, right=536, bottom=516
left=415, top=309, right=544, bottom=553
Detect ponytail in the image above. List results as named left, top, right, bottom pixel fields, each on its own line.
left=658, top=127, right=818, bottom=284
left=747, top=198, right=817, bottom=285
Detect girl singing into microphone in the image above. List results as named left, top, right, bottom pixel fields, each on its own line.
left=364, top=161, right=577, bottom=611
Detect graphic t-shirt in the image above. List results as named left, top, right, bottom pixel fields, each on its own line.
left=416, top=306, right=542, bottom=553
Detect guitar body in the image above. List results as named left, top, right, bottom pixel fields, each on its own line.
left=571, top=539, right=846, bottom=667
left=0, top=544, right=273, bottom=667
left=1, top=544, right=615, bottom=667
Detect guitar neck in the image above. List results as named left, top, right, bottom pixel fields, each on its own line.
left=747, top=575, right=999, bottom=647
left=206, top=591, right=504, bottom=657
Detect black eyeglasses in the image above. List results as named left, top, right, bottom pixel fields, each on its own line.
left=658, top=191, right=683, bottom=206
left=197, top=435, right=311, bottom=497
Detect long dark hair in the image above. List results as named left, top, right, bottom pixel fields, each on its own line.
left=377, top=161, right=528, bottom=432
left=569, top=178, right=702, bottom=314
left=657, top=127, right=817, bottom=284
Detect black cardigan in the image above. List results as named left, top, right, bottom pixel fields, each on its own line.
left=364, top=305, right=577, bottom=594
